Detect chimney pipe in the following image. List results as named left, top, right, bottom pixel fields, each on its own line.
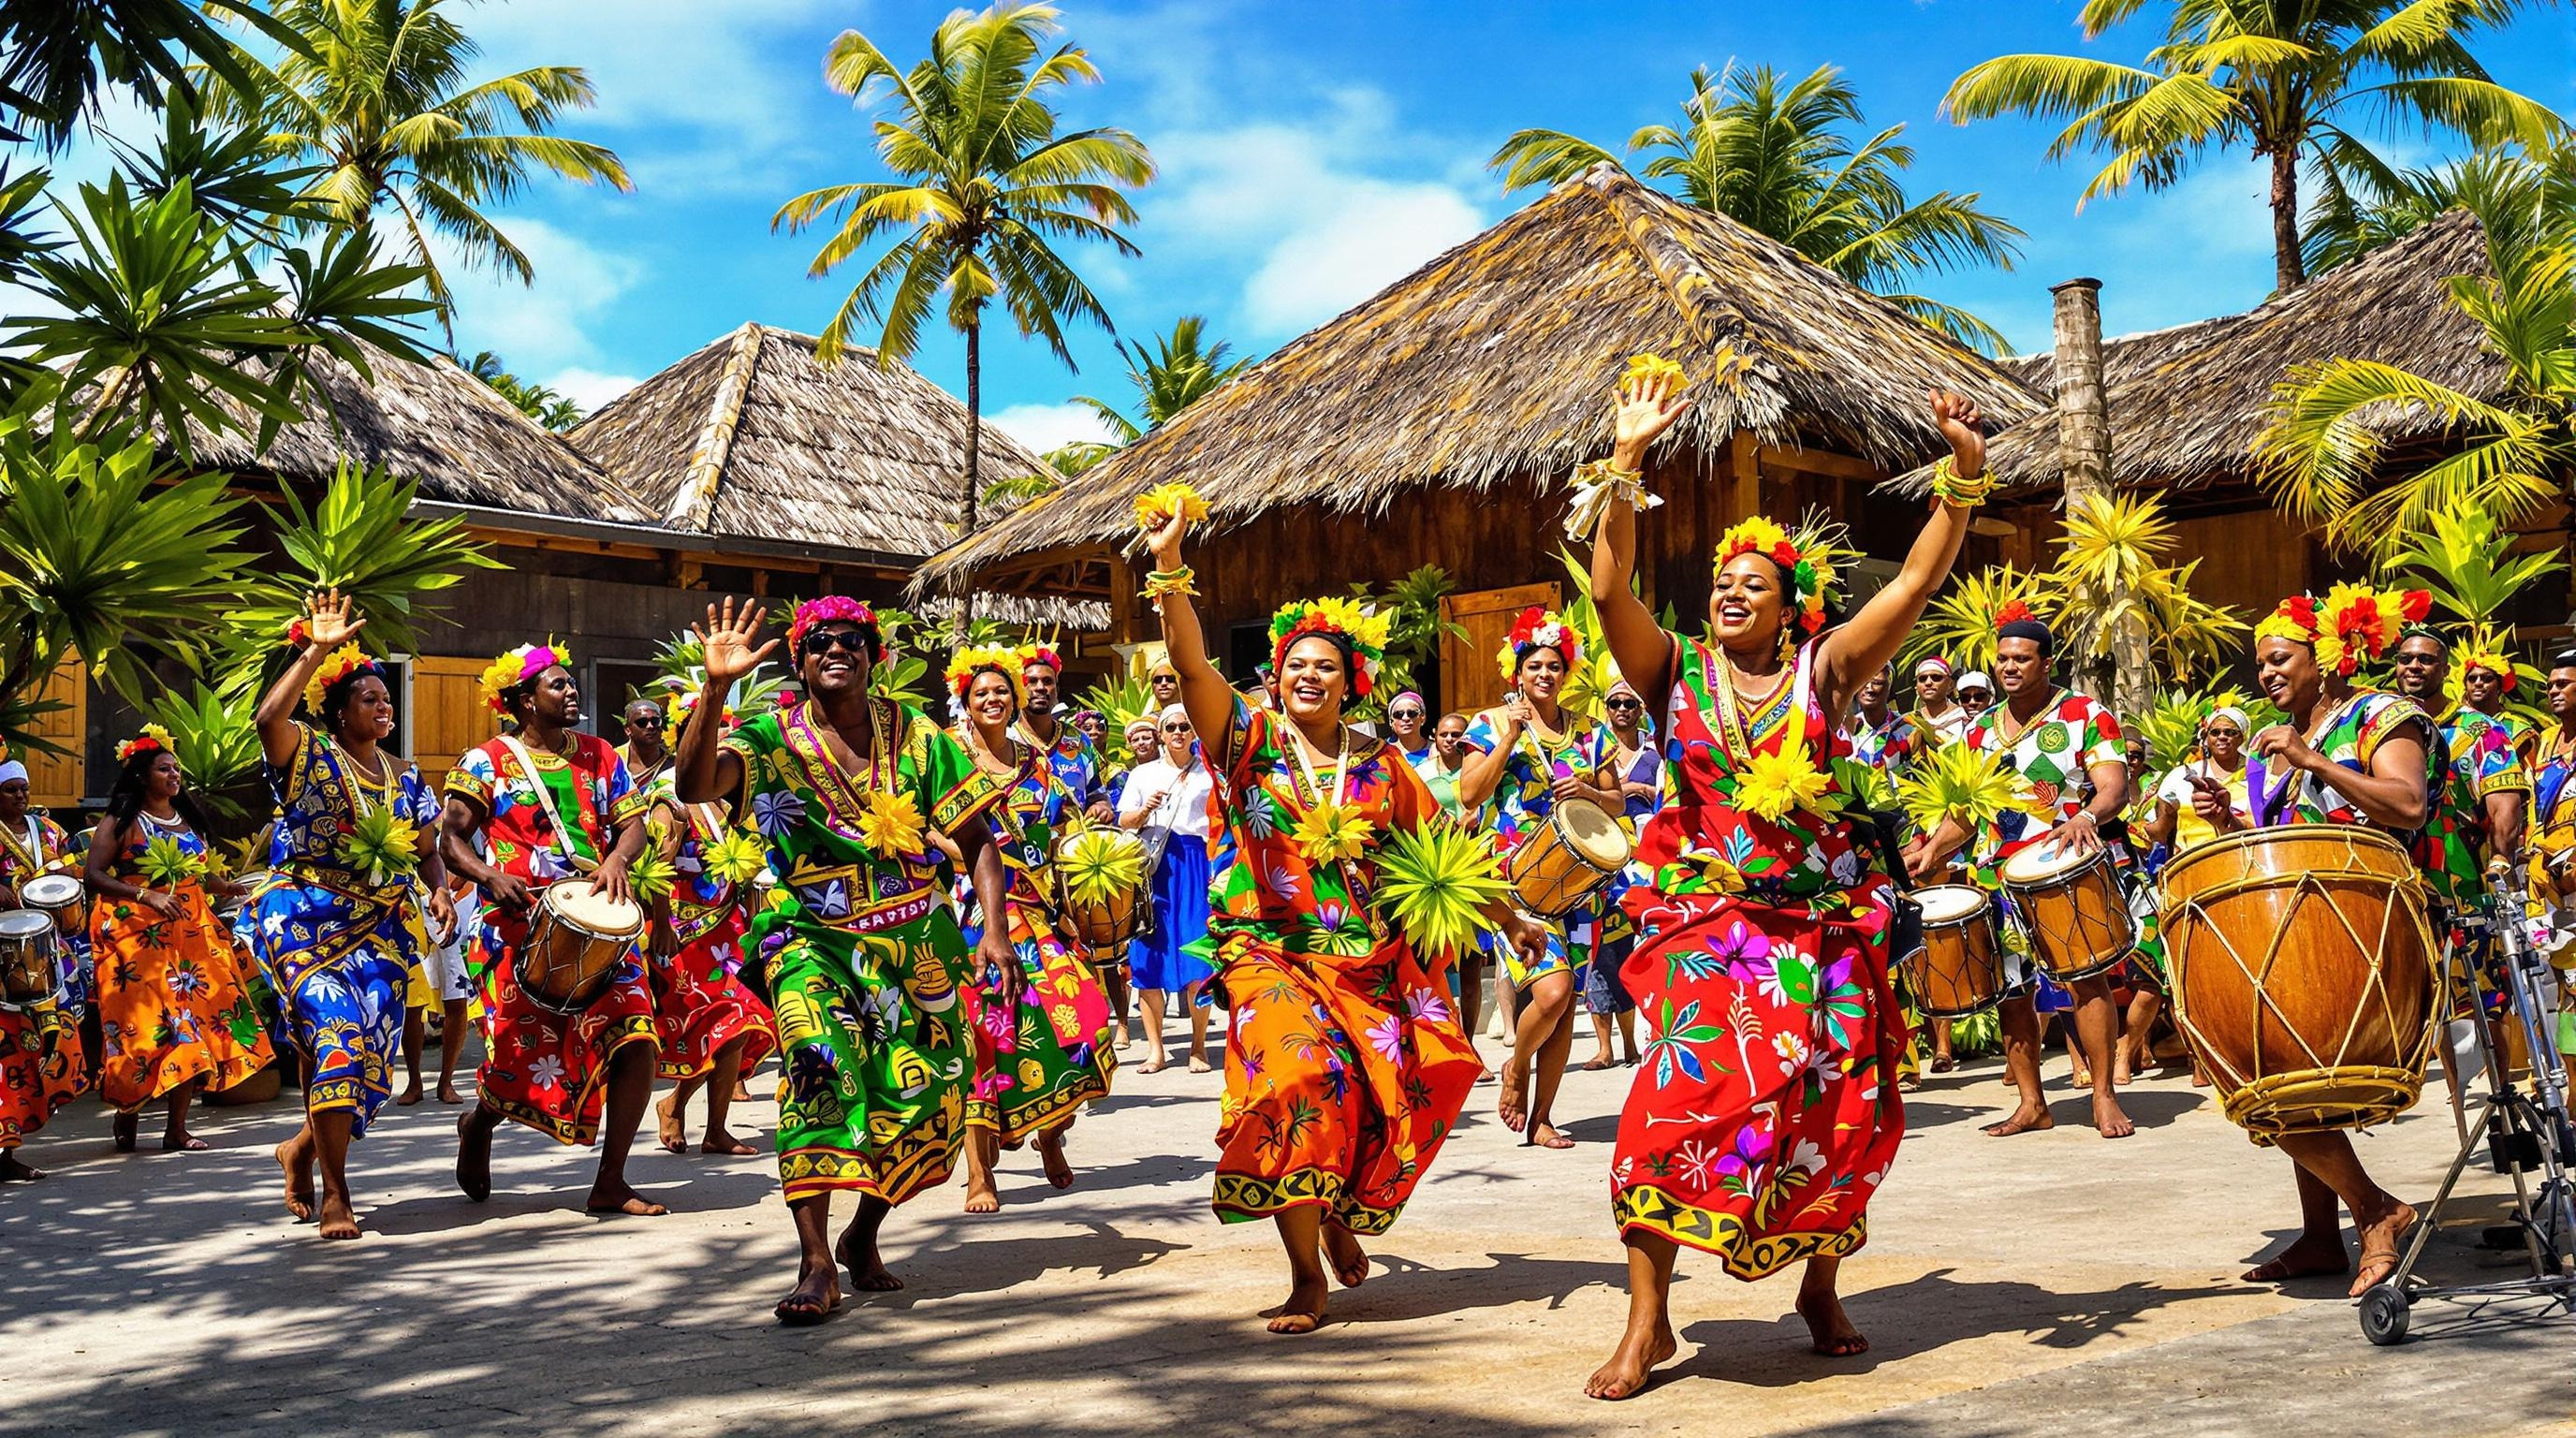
left=2051, top=277, right=2111, bottom=505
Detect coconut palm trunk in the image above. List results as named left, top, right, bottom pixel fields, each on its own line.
left=2270, top=145, right=2305, bottom=293
left=955, top=318, right=984, bottom=640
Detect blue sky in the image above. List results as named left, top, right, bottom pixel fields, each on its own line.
left=104, top=1, right=2576, bottom=450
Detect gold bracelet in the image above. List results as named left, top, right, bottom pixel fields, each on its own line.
left=1142, top=565, right=1198, bottom=600
left=1572, top=458, right=1645, bottom=496
left=1928, top=455, right=1996, bottom=508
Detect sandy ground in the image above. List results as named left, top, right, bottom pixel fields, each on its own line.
left=3, top=1027, right=2571, bottom=1437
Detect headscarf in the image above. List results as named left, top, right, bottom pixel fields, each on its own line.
left=477, top=641, right=570, bottom=714
left=2206, top=705, right=2250, bottom=736
left=0, top=759, right=26, bottom=787
left=1914, top=654, right=1954, bottom=679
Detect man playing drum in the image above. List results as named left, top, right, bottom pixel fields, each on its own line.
left=439, top=641, right=665, bottom=1217
left=1910, top=605, right=2136, bottom=1139
left=2182, top=590, right=2437, bottom=1295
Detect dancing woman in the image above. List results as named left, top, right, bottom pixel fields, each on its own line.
left=2186, top=591, right=2437, bottom=1296
left=1140, top=498, right=1546, bottom=1335
left=242, top=593, right=454, bottom=1238
left=85, top=730, right=275, bottom=1152
left=950, top=645, right=1118, bottom=1211
left=1457, top=609, right=1596, bottom=1149
left=1582, top=369, right=1988, bottom=1398
left=678, top=596, right=1020, bottom=1325
left=0, top=756, right=86, bottom=1179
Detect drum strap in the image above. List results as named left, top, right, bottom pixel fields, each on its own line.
left=499, top=735, right=600, bottom=876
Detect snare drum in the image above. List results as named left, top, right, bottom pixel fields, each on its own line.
left=1507, top=798, right=1632, bottom=918
left=20, top=872, right=86, bottom=936
left=0, top=909, right=61, bottom=1011
left=519, top=880, right=644, bottom=1014
left=1904, top=885, right=2006, bottom=1017
left=1999, top=843, right=2136, bottom=982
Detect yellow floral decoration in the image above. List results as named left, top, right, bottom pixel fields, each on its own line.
left=1290, top=800, right=1374, bottom=866
left=1734, top=734, right=1832, bottom=821
left=857, top=789, right=927, bottom=858
left=1132, top=482, right=1209, bottom=532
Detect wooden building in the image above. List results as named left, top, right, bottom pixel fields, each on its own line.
left=914, top=166, right=2047, bottom=716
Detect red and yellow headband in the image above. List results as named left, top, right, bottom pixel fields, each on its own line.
left=1715, top=515, right=1837, bottom=637
left=304, top=645, right=382, bottom=716
left=477, top=641, right=570, bottom=714
left=117, top=724, right=173, bottom=764
left=1268, top=596, right=1393, bottom=698
left=2459, top=647, right=2518, bottom=692
left=946, top=645, right=1029, bottom=705
left=2253, top=584, right=2429, bottom=677
left=1497, top=608, right=1579, bottom=680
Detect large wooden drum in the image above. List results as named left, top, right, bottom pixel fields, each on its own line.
left=2159, top=826, right=2442, bottom=1139
left=1999, top=843, right=2135, bottom=982
left=0, top=909, right=59, bottom=1011
left=1507, top=797, right=1632, bottom=918
left=1051, top=829, right=1149, bottom=951
left=1903, top=884, right=2005, bottom=1018
left=520, top=879, right=643, bottom=1014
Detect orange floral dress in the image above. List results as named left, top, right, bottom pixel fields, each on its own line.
left=92, top=817, right=273, bottom=1110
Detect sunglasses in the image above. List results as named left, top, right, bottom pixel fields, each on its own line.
left=804, top=630, right=872, bottom=656
left=627, top=716, right=666, bottom=729
left=1162, top=722, right=1192, bottom=733
left=2206, top=726, right=2243, bottom=739
left=1605, top=697, right=1643, bottom=710
left=1390, top=709, right=1424, bottom=720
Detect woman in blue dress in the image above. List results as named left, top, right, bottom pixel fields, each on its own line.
left=1115, top=705, right=1221, bottom=1072
left=240, top=593, right=452, bottom=1240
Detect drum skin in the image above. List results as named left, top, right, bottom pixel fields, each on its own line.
left=1905, top=888, right=2004, bottom=1018
left=2159, top=826, right=2441, bottom=1139
left=0, top=909, right=56, bottom=1008
left=2001, top=846, right=2136, bottom=982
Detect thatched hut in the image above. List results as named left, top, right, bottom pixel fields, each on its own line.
left=915, top=166, right=2047, bottom=714
left=1888, top=212, right=2552, bottom=627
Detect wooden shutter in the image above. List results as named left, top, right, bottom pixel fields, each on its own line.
left=409, top=657, right=495, bottom=788
left=23, top=655, right=87, bottom=809
left=1438, top=580, right=1560, bottom=719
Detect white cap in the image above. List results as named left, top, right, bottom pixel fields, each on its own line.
left=1955, top=670, right=1993, bottom=692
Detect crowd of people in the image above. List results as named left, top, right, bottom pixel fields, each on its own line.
left=0, top=365, right=2569, bottom=1400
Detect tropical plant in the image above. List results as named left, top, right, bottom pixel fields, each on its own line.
left=0, top=0, right=299, bottom=150
left=1493, top=62, right=2025, bottom=352
left=772, top=2, right=1153, bottom=634
left=2037, top=492, right=2248, bottom=714
left=862, top=606, right=940, bottom=709
left=984, top=470, right=1060, bottom=510
left=1942, top=0, right=2568, bottom=293
left=2381, top=500, right=2569, bottom=627
left=2301, top=146, right=2549, bottom=276
left=141, top=680, right=266, bottom=824
left=1902, top=565, right=2047, bottom=677
left=1072, top=315, right=1250, bottom=443
left=1341, top=565, right=1462, bottom=719
left=218, top=459, right=500, bottom=659
left=1042, top=440, right=1113, bottom=477
left=462, top=350, right=582, bottom=429
left=1071, top=671, right=1152, bottom=741
left=206, top=0, right=632, bottom=323
left=2256, top=141, right=2575, bottom=556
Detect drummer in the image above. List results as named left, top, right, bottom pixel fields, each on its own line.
left=1459, top=609, right=1599, bottom=1150
left=0, top=755, right=86, bottom=1180
left=2186, top=589, right=2437, bottom=1296
left=1910, top=604, right=2136, bottom=1139
left=0, top=756, right=92, bottom=1042
left=438, top=641, right=666, bottom=1218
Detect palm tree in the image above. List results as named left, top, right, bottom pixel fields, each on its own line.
left=2255, top=141, right=2574, bottom=555
left=1491, top=63, right=2025, bottom=353
left=1943, top=0, right=2567, bottom=294
left=772, top=2, right=1153, bottom=633
left=462, top=347, right=580, bottom=428
left=2301, top=146, right=2543, bottom=275
left=207, top=0, right=631, bottom=326
left=1072, top=315, right=1250, bottom=443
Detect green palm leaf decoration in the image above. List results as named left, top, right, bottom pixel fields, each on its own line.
left=136, top=833, right=203, bottom=888
left=624, top=847, right=679, bottom=907
left=2379, top=501, right=2569, bottom=629
left=1072, top=671, right=1153, bottom=744
left=140, top=682, right=264, bottom=824
left=1056, top=827, right=1147, bottom=908
left=223, top=460, right=499, bottom=660
left=1896, top=740, right=2044, bottom=837
left=341, top=805, right=422, bottom=887
left=1902, top=565, right=2045, bottom=677
left=1373, top=819, right=1507, bottom=961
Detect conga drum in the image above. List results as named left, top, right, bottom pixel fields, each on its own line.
left=1999, top=843, right=2136, bottom=982
left=0, top=909, right=59, bottom=1011
left=1050, top=829, right=1149, bottom=950
left=1507, top=797, right=1632, bottom=918
left=2159, top=826, right=2441, bottom=1139
left=20, top=873, right=87, bottom=938
left=1904, top=885, right=2006, bottom=1018
left=519, top=879, right=644, bottom=1014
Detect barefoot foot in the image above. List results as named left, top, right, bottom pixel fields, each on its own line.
left=398, top=1081, right=425, bottom=1107
left=1584, top=1320, right=1678, bottom=1400
left=583, top=1180, right=669, bottom=1217
left=1797, top=1289, right=1869, bottom=1356
left=455, top=1109, right=493, bottom=1202
left=1322, top=1223, right=1369, bottom=1288
left=775, top=1261, right=842, bottom=1326
left=962, top=1175, right=1001, bottom=1214
left=698, top=1127, right=758, bottom=1157
left=1266, top=1273, right=1329, bottom=1334
left=317, top=1192, right=361, bottom=1240
left=2092, top=1094, right=2135, bottom=1139
left=1498, top=1055, right=1530, bottom=1134
left=111, top=1110, right=139, bottom=1152
left=1530, top=1122, right=1576, bottom=1151
left=162, top=1130, right=209, bottom=1152
left=437, top=1082, right=465, bottom=1105
left=836, top=1232, right=903, bottom=1291
left=654, top=1093, right=687, bottom=1154
left=274, top=1137, right=315, bottom=1222
left=1036, top=1130, right=1074, bottom=1190
left=0, top=1152, right=45, bottom=1181
left=1982, top=1105, right=2055, bottom=1137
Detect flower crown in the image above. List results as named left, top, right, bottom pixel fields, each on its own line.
left=1019, top=644, right=1064, bottom=675
left=304, top=644, right=381, bottom=717
left=1268, top=596, right=1393, bottom=698
left=787, top=596, right=884, bottom=659
left=2458, top=647, right=2518, bottom=693
left=117, top=723, right=173, bottom=764
left=1496, top=608, right=1580, bottom=681
left=946, top=645, right=1030, bottom=704
left=477, top=641, right=570, bottom=714
left=1714, top=514, right=1840, bottom=636
left=2252, top=585, right=2430, bottom=677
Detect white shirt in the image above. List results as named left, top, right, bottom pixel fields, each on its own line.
left=1117, top=756, right=1214, bottom=841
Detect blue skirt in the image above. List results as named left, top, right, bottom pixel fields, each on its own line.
left=1132, top=834, right=1218, bottom=993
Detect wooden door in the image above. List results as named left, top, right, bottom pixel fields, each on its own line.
left=1440, top=580, right=1559, bottom=719
left=409, top=656, right=494, bottom=787
left=22, top=654, right=87, bottom=810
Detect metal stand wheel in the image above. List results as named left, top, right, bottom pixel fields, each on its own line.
left=2359, top=1282, right=2410, bottom=1346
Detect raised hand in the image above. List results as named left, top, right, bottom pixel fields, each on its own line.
left=304, top=589, right=367, bottom=651
left=1611, top=372, right=1691, bottom=457
left=1145, top=506, right=1189, bottom=568
left=1929, top=390, right=1986, bottom=478
left=693, top=596, right=778, bottom=686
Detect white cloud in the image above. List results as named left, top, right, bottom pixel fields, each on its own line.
left=437, top=218, right=643, bottom=374
left=988, top=402, right=1118, bottom=455
left=1242, top=181, right=1486, bottom=334
left=546, top=367, right=642, bottom=412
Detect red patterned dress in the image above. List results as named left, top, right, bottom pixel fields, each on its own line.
left=647, top=788, right=776, bottom=1082
left=1207, top=698, right=1480, bottom=1234
left=0, top=814, right=84, bottom=1148
left=445, top=735, right=658, bottom=1143
left=1612, top=636, right=1906, bottom=1278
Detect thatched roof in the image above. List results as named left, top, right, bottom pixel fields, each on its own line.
left=571, top=323, right=1052, bottom=563
left=916, top=165, right=2045, bottom=590
left=1893, top=211, right=2505, bottom=497
left=180, top=343, right=651, bottom=522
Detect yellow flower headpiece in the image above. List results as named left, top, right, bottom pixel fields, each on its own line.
left=477, top=640, right=570, bottom=714
left=2458, top=646, right=2518, bottom=693
left=1132, top=481, right=1209, bottom=533
left=2254, top=587, right=2428, bottom=678
left=1269, top=595, right=1394, bottom=697
left=303, top=644, right=381, bottom=717
left=945, top=645, right=1029, bottom=705
left=1714, top=513, right=1842, bottom=637
left=116, top=723, right=174, bottom=764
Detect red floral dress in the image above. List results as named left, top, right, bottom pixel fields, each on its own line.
left=646, top=787, right=776, bottom=1082
left=1613, top=636, right=1905, bottom=1279
left=445, top=735, right=658, bottom=1144
left=1207, top=699, right=1480, bottom=1235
